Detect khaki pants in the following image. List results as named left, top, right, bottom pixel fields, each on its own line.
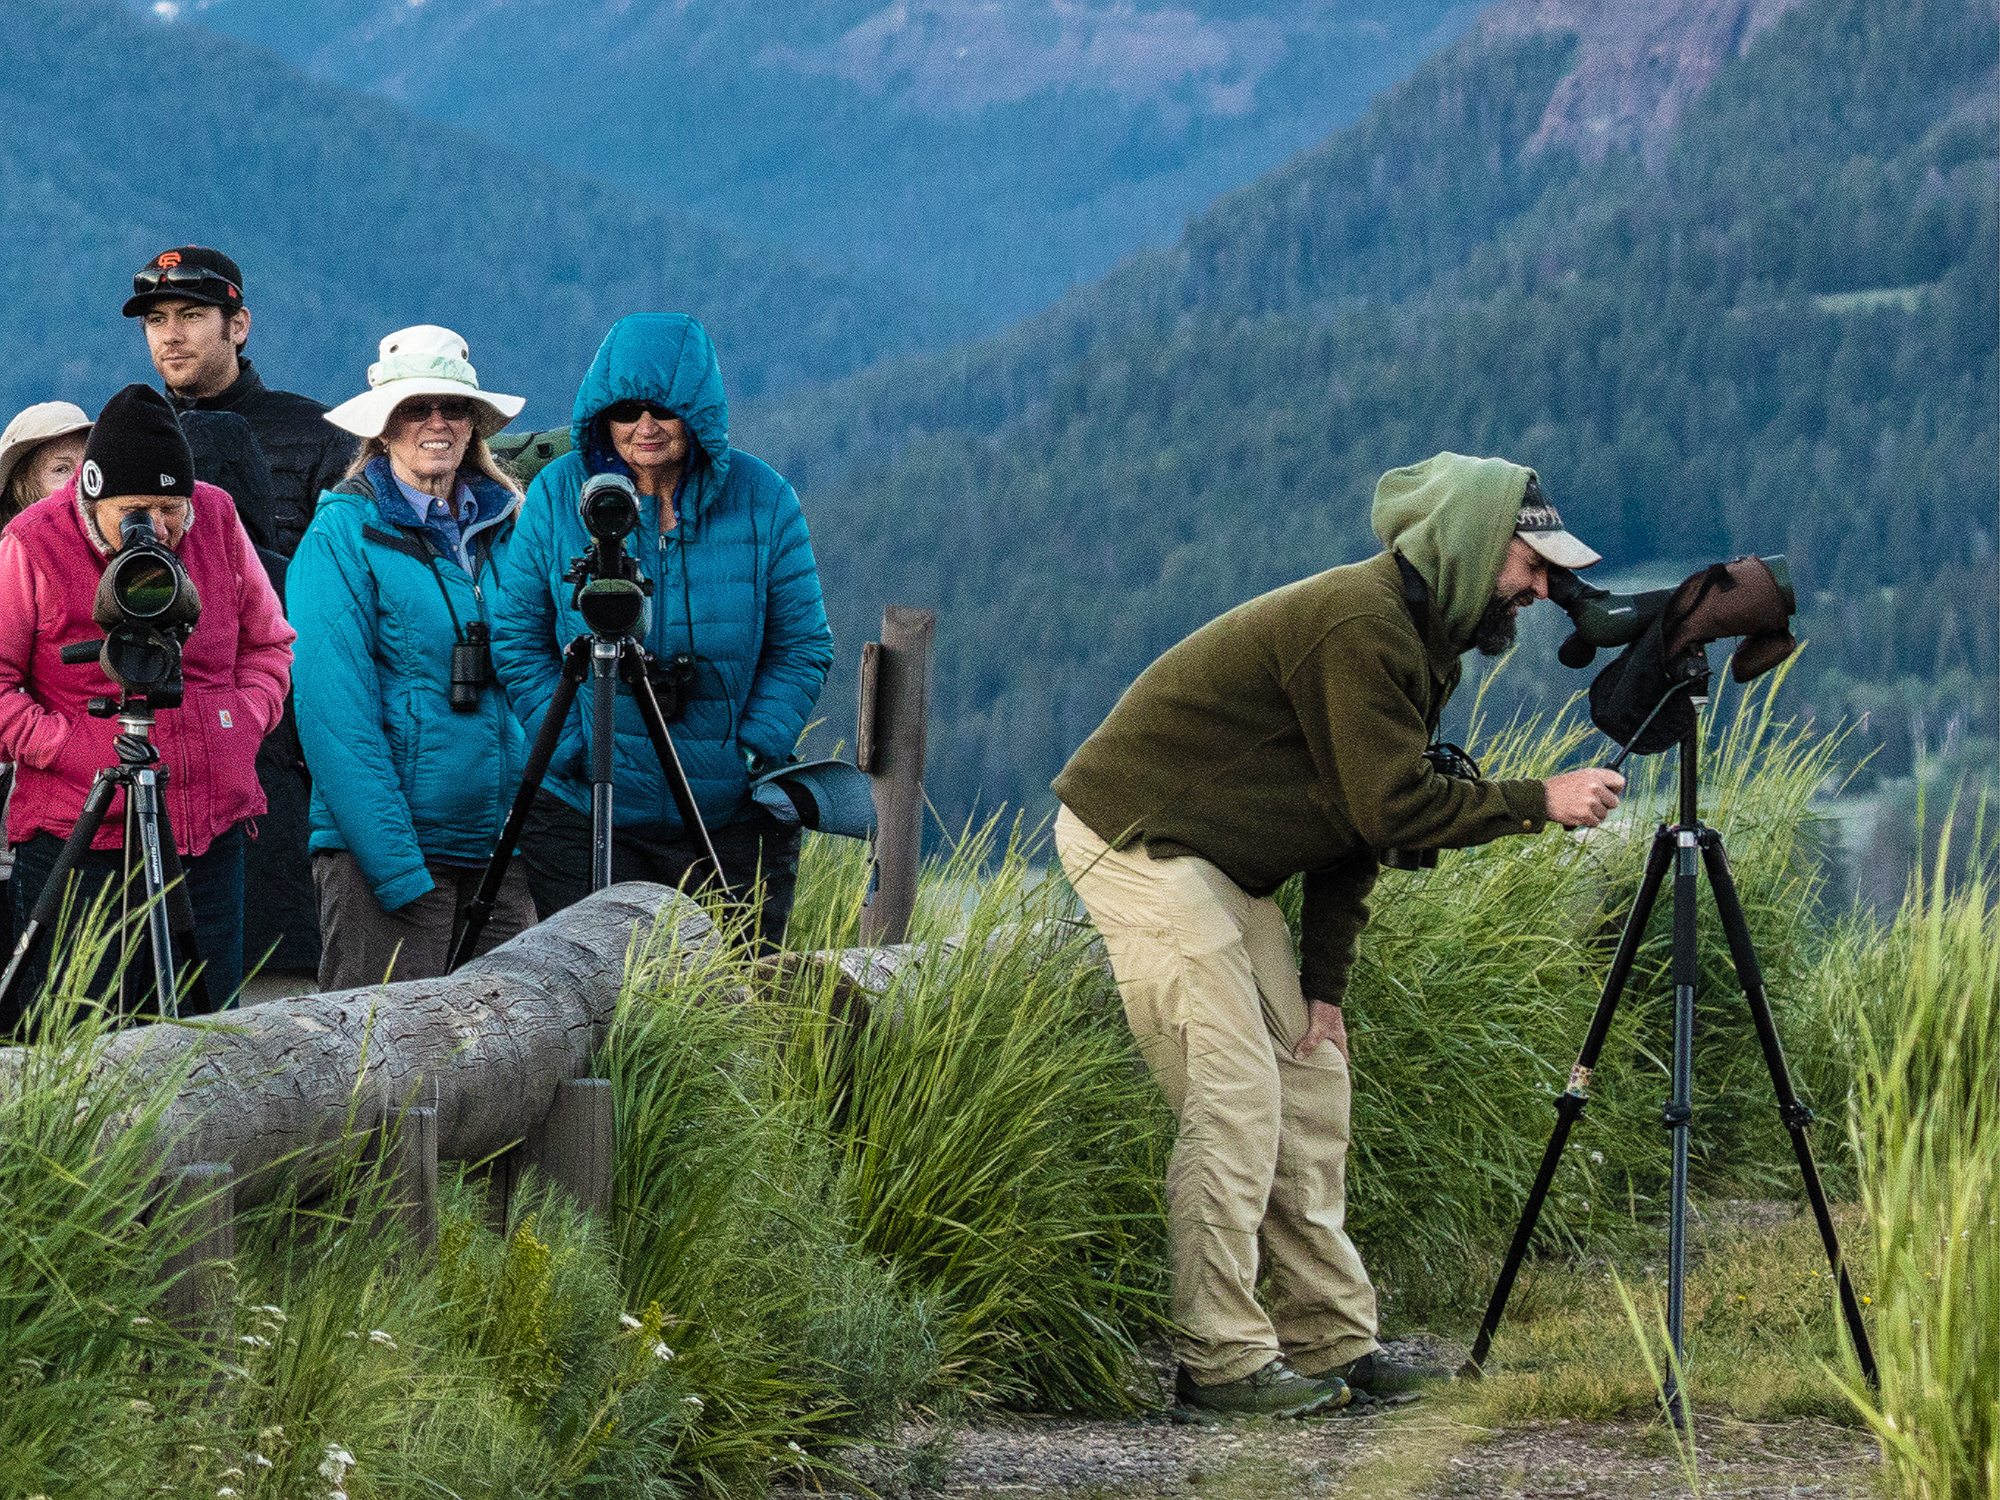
left=1055, top=805, right=1379, bottom=1383
left=314, top=851, right=537, bottom=992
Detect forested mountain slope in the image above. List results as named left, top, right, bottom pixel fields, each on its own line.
left=134, top=0, right=1481, bottom=324
left=1, top=0, right=961, bottom=426
left=745, top=0, right=1998, bottom=829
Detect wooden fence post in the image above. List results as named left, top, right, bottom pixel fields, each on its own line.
left=380, top=1106, right=439, bottom=1255
left=859, top=606, right=934, bottom=947
left=519, top=1077, right=615, bottom=1216
left=160, top=1161, right=235, bottom=1347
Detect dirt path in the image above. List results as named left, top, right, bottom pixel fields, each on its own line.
left=868, top=1405, right=1879, bottom=1498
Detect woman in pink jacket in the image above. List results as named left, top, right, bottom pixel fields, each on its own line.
left=0, top=385, right=294, bottom=1029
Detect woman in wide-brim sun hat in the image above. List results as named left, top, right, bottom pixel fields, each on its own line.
left=291, top=324, right=538, bottom=991
left=1, top=402, right=93, bottom=525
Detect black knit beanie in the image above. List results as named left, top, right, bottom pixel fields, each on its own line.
left=80, top=385, right=195, bottom=503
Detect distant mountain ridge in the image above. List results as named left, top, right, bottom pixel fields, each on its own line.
left=737, top=0, right=1997, bottom=829
left=2, top=0, right=963, bottom=429
left=136, top=0, right=1486, bottom=323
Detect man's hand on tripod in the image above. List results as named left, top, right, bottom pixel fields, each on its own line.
left=1295, top=999, right=1349, bottom=1063
left=1545, top=767, right=1626, bottom=829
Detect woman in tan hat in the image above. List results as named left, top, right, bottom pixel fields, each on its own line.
left=0, top=401, right=94, bottom=966
left=0, top=402, right=92, bottom=526
left=290, top=326, right=537, bottom=989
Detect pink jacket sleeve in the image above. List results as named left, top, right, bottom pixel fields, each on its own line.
left=0, top=531, right=78, bottom=770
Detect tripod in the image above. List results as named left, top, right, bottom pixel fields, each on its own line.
left=447, top=629, right=728, bottom=972
left=1461, top=700, right=1875, bottom=1424
left=0, top=694, right=203, bottom=1024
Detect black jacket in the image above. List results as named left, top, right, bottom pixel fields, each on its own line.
left=169, top=359, right=357, bottom=558
left=178, top=409, right=322, bottom=974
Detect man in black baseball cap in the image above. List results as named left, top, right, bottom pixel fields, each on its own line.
left=124, top=244, right=356, bottom=557
left=124, top=244, right=353, bottom=984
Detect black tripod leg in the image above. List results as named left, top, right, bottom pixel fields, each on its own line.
left=622, top=642, right=729, bottom=889
left=1700, top=831, right=1877, bottom=1383
left=126, top=768, right=187, bottom=1020
left=0, top=771, right=122, bottom=1023
left=147, top=783, right=212, bottom=1017
left=1462, top=825, right=1677, bottom=1377
left=448, top=637, right=592, bottom=972
left=1661, top=824, right=1700, bottom=1429
left=589, top=640, right=620, bottom=890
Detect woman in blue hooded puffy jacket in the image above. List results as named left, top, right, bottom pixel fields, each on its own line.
left=491, top=314, right=834, bottom=947
left=291, top=326, right=539, bottom=991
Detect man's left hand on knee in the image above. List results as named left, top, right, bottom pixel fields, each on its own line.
left=1294, top=999, right=1348, bottom=1062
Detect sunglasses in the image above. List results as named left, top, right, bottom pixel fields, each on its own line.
left=601, top=399, right=676, bottom=424
left=392, top=397, right=476, bottom=424
left=132, top=263, right=241, bottom=301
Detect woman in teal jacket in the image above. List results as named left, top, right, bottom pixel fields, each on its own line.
left=292, top=326, right=536, bottom=990
left=490, top=313, right=833, bottom=947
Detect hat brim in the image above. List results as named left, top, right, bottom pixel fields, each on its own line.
left=0, top=417, right=94, bottom=495
left=323, top=379, right=525, bottom=441
left=1519, top=527, right=1602, bottom=570
left=122, top=289, right=240, bottom=318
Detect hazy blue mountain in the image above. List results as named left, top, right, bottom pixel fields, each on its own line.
left=738, top=0, right=1997, bottom=831
left=128, top=0, right=1483, bottom=324
left=3, top=0, right=965, bottom=430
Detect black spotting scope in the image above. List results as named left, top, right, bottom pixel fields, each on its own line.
left=571, top=472, right=651, bottom=638
left=1547, top=555, right=1794, bottom=674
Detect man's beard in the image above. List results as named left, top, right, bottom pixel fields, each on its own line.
left=1473, top=595, right=1519, bottom=656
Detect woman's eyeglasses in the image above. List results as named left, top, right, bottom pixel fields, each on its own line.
left=392, top=398, right=476, bottom=424
left=601, top=400, right=676, bottom=424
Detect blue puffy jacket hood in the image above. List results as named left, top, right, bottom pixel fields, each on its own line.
left=493, top=314, right=834, bottom=838
left=572, top=314, right=731, bottom=525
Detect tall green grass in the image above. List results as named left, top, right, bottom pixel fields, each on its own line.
left=772, top=816, right=1170, bottom=1413
left=1829, top=838, right=1999, bottom=1498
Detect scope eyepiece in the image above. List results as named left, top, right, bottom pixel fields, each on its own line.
left=579, top=472, right=642, bottom=542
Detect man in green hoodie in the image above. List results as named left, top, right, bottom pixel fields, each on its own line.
left=1053, top=453, right=1626, bottom=1417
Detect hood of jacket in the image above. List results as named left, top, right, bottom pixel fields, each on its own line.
left=1371, top=452, right=1534, bottom=651
left=570, top=314, right=731, bottom=523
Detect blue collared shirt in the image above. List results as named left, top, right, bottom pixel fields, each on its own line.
left=391, top=472, right=477, bottom=570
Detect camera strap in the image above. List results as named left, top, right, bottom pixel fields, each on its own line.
left=362, top=521, right=471, bottom=647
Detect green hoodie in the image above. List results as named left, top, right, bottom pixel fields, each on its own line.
left=1053, top=453, right=1548, bottom=1004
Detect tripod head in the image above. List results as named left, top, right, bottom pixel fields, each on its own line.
left=564, top=472, right=653, bottom=638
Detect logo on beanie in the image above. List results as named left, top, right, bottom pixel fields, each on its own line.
left=81, top=460, right=103, bottom=498
left=160, top=473, right=177, bottom=487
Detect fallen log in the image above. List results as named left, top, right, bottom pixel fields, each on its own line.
left=0, top=882, right=719, bottom=1209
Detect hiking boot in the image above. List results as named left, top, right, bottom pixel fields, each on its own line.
left=1298, top=1350, right=1453, bottom=1397
left=1175, top=1357, right=1352, bottom=1418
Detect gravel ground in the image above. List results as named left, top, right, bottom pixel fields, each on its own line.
left=792, top=1333, right=1881, bottom=1500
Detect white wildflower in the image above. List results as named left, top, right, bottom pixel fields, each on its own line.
left=217, top=1488, right=239, bottom=1497
left=367, top=1329, right=398, bottom=1350
left=619, top=1313, right=642, bottom=1330
left=1588, top=1150, right=1605, bottom=1165
left=342, top=1330, right=360, bottom=1340
left=129, top=1400, right=156, bottom=1416
left=250, top=1454, right=273, bottom=1469
left=238, top=1334, right=271, bottom=1349
left=318, top=1443, right=356, bottom=1481
left=650, top=1341, right=674, bottom=1361
left=130, top=1316, right=153, bottom=1327
left=251, top=1304, right=287, bottom=1321
left=682, top=1395, right=704, bottom=1410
